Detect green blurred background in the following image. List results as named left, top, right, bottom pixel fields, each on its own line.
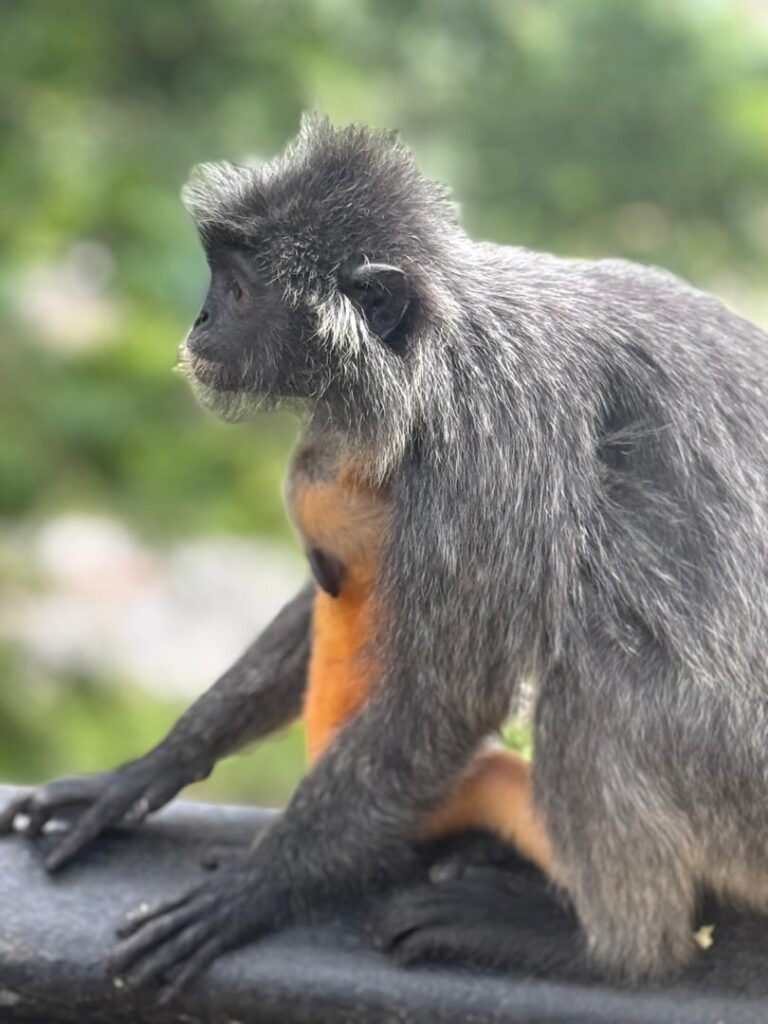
left=1, top=0, right=767, bottom=807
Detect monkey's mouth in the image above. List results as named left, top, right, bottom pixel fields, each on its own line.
left=175, top=340, right=264, bottom=422
left=176, top=340, right=234, bottom=390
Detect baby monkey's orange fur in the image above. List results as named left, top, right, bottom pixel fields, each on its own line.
left=288, top=446, right=553, bottom=877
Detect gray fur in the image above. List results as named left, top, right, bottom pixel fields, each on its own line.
left=183, top=116, right=768, bottom=980
left=8, top=115, right=768, bottom=985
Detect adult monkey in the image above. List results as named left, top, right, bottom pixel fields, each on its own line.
left=4, top=116, right=768, bottom=997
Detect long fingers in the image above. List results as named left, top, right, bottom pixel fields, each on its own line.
left=157, top=937, right=223, bottom=1006
left=44, top=787, right=137, bottom=871
left=110, top=891, right=221, bottom=995
left=116, top=889, right=207, bottom=940
left=112, top=902, right=209, bottom=976
left=0, top=774, right=112, bottom=836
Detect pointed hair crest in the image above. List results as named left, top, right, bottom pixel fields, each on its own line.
left=180, top=161, right=265, bottom=235
left=180, top=115, right=460, bottom=243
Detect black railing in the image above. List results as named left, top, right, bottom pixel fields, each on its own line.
left=0, top=784, right=766, bottom=1023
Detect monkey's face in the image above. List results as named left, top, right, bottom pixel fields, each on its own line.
left=177, top=119, right=456, bottom=439
left=179, top=228, right=412, bottom=424
left=178, top=235, right=304, bottom=420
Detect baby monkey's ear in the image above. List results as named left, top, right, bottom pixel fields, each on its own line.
left=345, top=263, right=410, bottom=346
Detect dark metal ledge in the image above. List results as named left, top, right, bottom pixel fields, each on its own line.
left=0, top=784, right=767, bottom=1023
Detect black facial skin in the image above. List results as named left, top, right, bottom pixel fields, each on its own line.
left=5, top=115, right=768, bottom=1003
left=181, top=237, right=413, bottom=420
left=181, top=239, right=301, bottom=404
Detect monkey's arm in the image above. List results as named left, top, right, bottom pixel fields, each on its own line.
left=0, top=582, right=314, bottom=870
left=110, top=642, right=512, bottom=999
left=107, top=457, right=533, bottom=998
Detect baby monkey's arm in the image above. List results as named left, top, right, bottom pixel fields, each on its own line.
left=0, top=583, right=314, bottom=870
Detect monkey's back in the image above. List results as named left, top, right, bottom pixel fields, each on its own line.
left=475, top=242, right=768, bottom=672
left=470, top=243, right=768, bottom=905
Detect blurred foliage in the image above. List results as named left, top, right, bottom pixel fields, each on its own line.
left=1, top=0, right=767, bottom=802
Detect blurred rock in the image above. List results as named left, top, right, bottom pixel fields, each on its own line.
left=14, top=241, right=122, bottom=354
left=0, top=513, right=304, bottom=696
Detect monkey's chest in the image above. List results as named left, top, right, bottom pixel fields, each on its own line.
left=287, top=456, right=391, bottom=761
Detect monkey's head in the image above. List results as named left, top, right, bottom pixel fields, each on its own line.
left=178, top=115, right=466, bottom=461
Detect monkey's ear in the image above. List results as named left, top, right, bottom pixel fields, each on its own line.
left=346, top=263, right=410, bottom=345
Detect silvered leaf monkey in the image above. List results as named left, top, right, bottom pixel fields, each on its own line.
left=4, top=116, right=768, bottom=997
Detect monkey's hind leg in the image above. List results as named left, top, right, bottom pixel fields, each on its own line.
left=374, top=747, right=572, bottom=971
left=534, top=662, right=698, bottom=981
left=379, top=705, right=694, bottom=978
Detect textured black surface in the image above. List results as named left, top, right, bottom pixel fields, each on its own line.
left=0, top=784, right=767, bottom=1023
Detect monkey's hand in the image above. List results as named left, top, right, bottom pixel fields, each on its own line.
left=0, top=749, right=208, bottom=872
left=108, top=863, right=289, bottom=1004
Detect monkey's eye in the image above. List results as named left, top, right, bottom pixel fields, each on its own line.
left=228, top=278, right=243, bottom=302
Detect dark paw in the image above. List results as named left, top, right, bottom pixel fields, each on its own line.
left=111, top=891, right=225, bottom=1004
left=373, top=850, right=581, bottom=976
left=374, top=870, right=510, bottom=967
left=0, top=754, right=206, bottom=871
left=109, top=867, right=283, bottom=1003
left=374, top=883, right=476, bottom=966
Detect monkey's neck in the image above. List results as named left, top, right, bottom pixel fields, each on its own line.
left=298, top=417, right=398, bottom=489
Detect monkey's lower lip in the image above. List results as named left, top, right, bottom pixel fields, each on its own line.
left=179, top=347, right=243, bottom=392
left=176, top=344, right=207, bottom=383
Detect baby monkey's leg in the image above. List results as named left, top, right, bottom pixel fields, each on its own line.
left=420, top=745, right=554, bottom=878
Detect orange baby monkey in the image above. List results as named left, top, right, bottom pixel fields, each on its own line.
left=287, top=441, right=554, bottom=877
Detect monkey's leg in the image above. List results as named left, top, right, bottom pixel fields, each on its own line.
left=379, top=655, right=695, bottom=979
left=534, top=661, right=697, bottom=980
left=373, top=749, right=561, bottom=971
left=0, top=583, right=314, bottom=871
left=420, top=746, right=555, bottom=878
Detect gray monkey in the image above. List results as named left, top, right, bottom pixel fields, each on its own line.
left=3, top=115, right=768, bottom=997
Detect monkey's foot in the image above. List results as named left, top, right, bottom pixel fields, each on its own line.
left=374, top=838, right=582, bottom=976
left=109, top=866, right=284, bottom=1004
